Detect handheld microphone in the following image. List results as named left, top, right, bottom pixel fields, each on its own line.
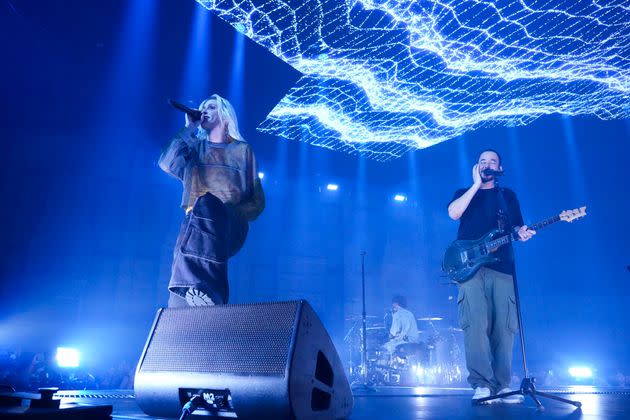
left=168, top=99, right=202, bottom=122
left=482, top=168, right=504, bottom=177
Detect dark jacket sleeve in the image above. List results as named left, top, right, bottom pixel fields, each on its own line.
left=158, top=127, right=197, bottom=181
left=234, top=145, right=265, bottom=221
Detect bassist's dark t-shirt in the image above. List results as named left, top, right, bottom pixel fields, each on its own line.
left=449, top=187, right=524, bottom=275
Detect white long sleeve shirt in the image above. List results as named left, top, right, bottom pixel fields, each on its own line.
left=389, top=307, right=419, bottom=342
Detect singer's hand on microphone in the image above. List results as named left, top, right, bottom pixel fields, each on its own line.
left=185, top=112, right=200, bottom=129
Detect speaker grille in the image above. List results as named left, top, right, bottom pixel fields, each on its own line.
left=139, top=301, right=299, bottom=376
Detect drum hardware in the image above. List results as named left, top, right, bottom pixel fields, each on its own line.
left=345, top=313, right=466, bottom=387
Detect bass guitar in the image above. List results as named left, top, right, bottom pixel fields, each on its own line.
left=442, top=207, right=587, bottom=283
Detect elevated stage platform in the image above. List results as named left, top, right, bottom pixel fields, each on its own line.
left=35, top=386, right=630, bottom=419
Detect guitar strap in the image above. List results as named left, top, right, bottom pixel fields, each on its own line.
left=495, top=182, right=518, bottom=269
left=495, top=184, right=514, bottom=238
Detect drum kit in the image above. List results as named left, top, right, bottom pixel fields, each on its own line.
left=344, top=313, right=466, bottom=387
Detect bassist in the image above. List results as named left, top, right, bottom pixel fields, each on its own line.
left=447, top=149, right=535, bottom=404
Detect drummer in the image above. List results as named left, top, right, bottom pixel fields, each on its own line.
left=382, top=295, right=420, bottom=354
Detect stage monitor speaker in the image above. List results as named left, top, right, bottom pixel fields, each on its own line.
left=134, top=300, right=353, bottom=419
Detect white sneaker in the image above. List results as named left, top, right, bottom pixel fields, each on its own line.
left=185, top=288, right=215, bottom=306
left=472, top=387, right=496, bottom=404
left=496, top=387, right=525, bottom=404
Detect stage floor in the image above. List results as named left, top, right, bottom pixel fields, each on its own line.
left=49, top=386, right=630, bottom=419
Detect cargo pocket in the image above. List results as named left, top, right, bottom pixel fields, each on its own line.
left=457, top=289, right=471, bottom=330
left=181, top=225, right=226, bottom=262
left=507, top=295, right=519, bottom=333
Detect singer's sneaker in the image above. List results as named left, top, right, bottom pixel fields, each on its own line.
left=496, top=388, right=525, bottom=404
left=185, top=288, right=215, bottom=306
left=472, top=387, right=497, bottom=404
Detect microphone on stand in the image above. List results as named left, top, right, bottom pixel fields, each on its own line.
left=482, top=168, right=504, bottom=177
left=168, top=99, right=202, bottom=121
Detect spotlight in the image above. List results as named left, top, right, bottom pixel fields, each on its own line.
left=413, top=364, right=424, bottom=377
left=326, top=183, right=339, bottom=191
left=393, top=194, right=407, bottom=202
left=56, top=347, right=80, bottom=368
left=258, top=172, right=265, bottom=180
left=568, top=366, right=593, bottom=379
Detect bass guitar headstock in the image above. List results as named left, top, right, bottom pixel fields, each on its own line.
left=559, top=206, right=587, bottom=223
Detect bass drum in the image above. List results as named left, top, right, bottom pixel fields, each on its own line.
left=394, top=342, right=428, bottom=386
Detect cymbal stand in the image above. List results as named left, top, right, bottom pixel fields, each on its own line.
left=352, top=251, right=375, bottom=389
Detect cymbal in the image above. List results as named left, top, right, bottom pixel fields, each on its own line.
left=366, top=326, right=385, bottom=331
left=345, top=315, right=379, bottom=321
left=417, top=316, right=444, bottom=321
left=440, top=327, right=463, bottom=332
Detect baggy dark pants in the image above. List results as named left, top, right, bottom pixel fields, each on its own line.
left=167, top=193, right=248, bottom=307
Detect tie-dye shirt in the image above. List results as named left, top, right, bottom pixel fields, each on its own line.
left=159, top=127, right=265, bottom=221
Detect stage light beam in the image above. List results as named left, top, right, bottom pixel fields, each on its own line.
left=568, top=366, right=593, bottom=379
left=56, top=347, right=80, bottom=368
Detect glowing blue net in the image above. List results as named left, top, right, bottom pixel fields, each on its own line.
left=196, top=0, right=630, bottom=160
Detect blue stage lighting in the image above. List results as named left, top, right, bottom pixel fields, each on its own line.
left=180, top=4, right=211, bottom=99
left=568, top=366, right=593, bottom=379
left=196, top=0, right=630, bottom=160
left=394, top=194, right=407, bottom=202
left=258, top=171, right=265, bottom=180
left=326, top=183, right=339, bottom=191
left=56, top=347, right=80, bottom=368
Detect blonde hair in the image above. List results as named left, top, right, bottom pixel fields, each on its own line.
left=198, top=94, right=244, bottom=142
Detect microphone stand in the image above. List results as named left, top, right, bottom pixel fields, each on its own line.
left=352, top=251, right=375, bottom=390
left=474, top=176, right=581, bottom=410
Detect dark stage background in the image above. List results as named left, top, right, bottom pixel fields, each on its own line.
left=1, top=0, right=629, bottom=383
